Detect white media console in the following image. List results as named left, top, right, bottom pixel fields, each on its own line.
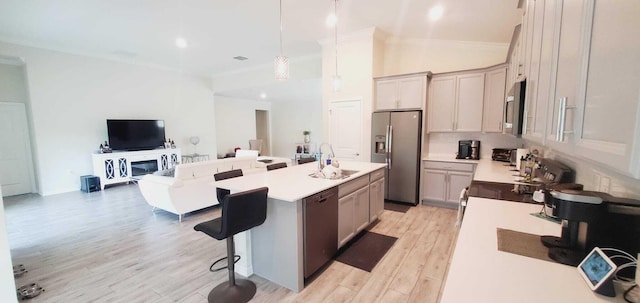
left=92, top=148, right=181, bottom=190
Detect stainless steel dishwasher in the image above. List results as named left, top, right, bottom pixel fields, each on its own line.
left=303, top=186, right=338, bottom=279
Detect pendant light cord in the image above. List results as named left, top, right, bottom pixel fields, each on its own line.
left=334, top=0, right=338, bottom=76
left=280, top=0, right=283, bottom=55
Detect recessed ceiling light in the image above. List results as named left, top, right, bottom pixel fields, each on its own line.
left=326, top=13, right=337, bottom=27
left=429, top=5, right=444, bottom=21
left=260, top=93, right=267, bottom=99
left=175, top=37, right=188, bottom=48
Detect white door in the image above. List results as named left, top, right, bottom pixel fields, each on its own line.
left=329, top=100, right=362, bottom=161
left=0, top=103, right=35, bottom=196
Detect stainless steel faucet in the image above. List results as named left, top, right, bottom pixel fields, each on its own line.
left=317, top=143, right=335, bottom=170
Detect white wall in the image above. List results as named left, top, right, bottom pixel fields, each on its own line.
left=427, top=133, right=524, bottom=159
left=0, top=42, right=216, bottom=195
left=214, top=96, right=271, bottom=157
left=322, top=28, right=379, bottom=162
left=0, top=190, right=18, bottom=303
left=383, top=39, right=510, bottom=75
left=0, top=63, right=27, bottom=103
left=270, top=100, right=323, bottom=158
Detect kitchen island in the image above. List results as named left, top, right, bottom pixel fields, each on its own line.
left=214, top=161, right=387, bottom=292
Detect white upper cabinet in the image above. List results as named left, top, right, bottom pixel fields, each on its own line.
left=428, top=72, right=485, bottom=133
left=522, top=0, right=547, bottom=141
left=572, top=0, right=640, bottom=178
left=483, top=66, right=507, bottom=133
left=513, top=0, right=640, bottom=178
left=375, top=75, right=426, bottom=110
left=428, top=75, right=456, bottom=132
left=455, top=73, right=485, bottom=132
left=546, top=0, right=585, bottom=152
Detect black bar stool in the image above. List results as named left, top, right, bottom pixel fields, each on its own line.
left=214, top=169, right=243, bottom=204
left=194, top=186, right=268, bottom=303
left=266, top=162, right=287, bottom=171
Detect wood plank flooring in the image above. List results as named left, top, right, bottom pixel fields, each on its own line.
left=4, top=184, right=458, bottom=302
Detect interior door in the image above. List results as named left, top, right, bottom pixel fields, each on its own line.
left=329, top=100, right=362, bottom=161
left=0, top=102, right=35, bottom=196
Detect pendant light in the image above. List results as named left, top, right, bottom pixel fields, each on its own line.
left=274, top=0, right=289, bottom=81
left=331, top=0, right=341, bottom=92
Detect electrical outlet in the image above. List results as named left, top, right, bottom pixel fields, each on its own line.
left=600, top=176, right=611, bottom=193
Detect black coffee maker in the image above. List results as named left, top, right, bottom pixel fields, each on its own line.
left=456, top=140, right=480, bottom=160
left=542, top=189, right=640, bottom=267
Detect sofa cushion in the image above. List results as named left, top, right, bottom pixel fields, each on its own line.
left=153, top=167, right=175, bottom=177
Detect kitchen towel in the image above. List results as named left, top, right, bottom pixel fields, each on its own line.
left=496, top=228, right=555, bottom=263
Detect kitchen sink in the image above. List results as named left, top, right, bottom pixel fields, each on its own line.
left=309, top=169, right=359, bottom=180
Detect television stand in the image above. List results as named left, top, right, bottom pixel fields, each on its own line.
left=91, top=148, right=181, bottom=190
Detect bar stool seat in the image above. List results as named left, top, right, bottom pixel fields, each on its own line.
left=194, top=186, right=268, bottom=303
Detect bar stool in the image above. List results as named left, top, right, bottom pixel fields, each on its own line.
left=266, top=162, right=287, bottom=171
left=194, top=186, right=269, bottom=303
left=214, top=169, right=243, bottom=204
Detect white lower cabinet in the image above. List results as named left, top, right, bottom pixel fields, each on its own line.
left=338, top=193, right=356, bottom=248
left=337, top=173, right=375, bottom=248
left=92, top=149, right=181, bottom=189
left=369, top=176, right=384, bottom=222
left=422, top=161, right=474, bottom=208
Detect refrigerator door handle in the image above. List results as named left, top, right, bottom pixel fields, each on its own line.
left=385, top=125, right=390, bottom=167
left=388, top=125, right=393, bottom=169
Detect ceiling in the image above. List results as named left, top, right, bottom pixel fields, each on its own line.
left=0, top=0, right=523, bottom=101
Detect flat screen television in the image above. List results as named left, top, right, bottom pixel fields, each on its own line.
left=107, top=119, right=166, bottom=151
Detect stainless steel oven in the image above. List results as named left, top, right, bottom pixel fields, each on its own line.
left=504, top=80, right=526, bottom=136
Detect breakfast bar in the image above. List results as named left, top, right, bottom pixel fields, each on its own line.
left=214, top=161, right=387, bottom=292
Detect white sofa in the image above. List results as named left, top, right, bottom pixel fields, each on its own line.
left=138, top=155, right=266, bottom=221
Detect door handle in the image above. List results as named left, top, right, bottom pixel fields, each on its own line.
left=354, top=153, right=360, bottom=156
left=388, top=125, right=393, bottom=169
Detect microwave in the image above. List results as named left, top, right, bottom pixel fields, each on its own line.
left=504, top=80, right=526, bottom=136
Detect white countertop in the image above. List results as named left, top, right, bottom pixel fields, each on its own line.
left=215, top=161, right=387, bottom=202
left=440, top=198, right=626, bottom=303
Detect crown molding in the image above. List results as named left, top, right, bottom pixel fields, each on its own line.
left=384, top=37, right=509, bottom=50
left=0, top=54, right=24, bottom=66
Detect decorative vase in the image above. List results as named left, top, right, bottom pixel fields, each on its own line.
left=304, top=134, right=310, bottom=143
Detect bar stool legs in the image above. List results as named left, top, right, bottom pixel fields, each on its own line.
left=208, top=236, right=256, bottom=303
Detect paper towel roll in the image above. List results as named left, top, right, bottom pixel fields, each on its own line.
left=516, top=148, right=529, bottom=170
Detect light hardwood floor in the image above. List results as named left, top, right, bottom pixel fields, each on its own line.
left=4, top=183, right=458, bottom=303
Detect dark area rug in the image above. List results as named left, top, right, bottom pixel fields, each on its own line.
left=384, top=201, right=412, bottom=213
left=335, top=231, right=397, bottom=272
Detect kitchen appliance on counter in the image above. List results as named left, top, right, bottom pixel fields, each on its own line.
left=456, top=140, right=480, bottom=160
left=540, top=189, right=640, bottom=267
left=505, top=80, right=526, bottom=136
left=371, top=110, right=422, bottom=205
left=491, top=148, right=514, bottom=162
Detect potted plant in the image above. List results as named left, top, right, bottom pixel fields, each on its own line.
left=303, top=130, right=311, bottom=143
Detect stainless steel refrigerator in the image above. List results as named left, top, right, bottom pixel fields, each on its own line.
left=371, top=110, right=422, bottom=205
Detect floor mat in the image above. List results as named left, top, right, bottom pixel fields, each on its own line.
left=384, top=201, right=412, bottom=213
left=335, top=231, right=397, bottom=272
